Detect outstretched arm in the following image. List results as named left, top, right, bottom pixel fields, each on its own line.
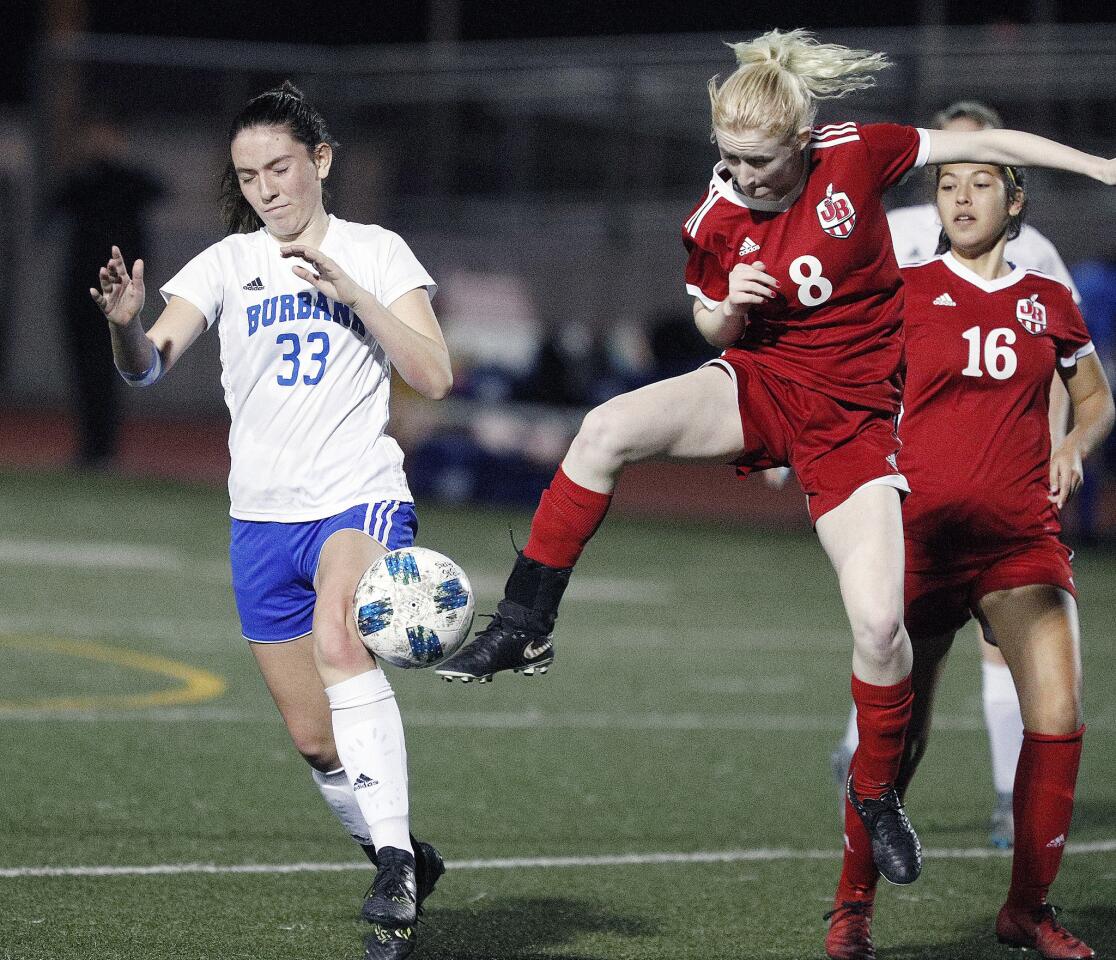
left=91, top=245, right=206, bottom=383
left=925, top=129, right=1116, bottom=184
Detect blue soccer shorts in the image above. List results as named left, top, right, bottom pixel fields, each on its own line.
left=230, top=500, right=418, bottom=643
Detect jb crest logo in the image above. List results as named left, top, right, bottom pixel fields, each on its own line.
left=816, top=183, right=856, bottom=238
left=1016, top=294, right=1047, bottom=335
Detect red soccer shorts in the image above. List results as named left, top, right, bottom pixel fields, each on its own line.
left=707, top=353, right=906, bottom=524
left=904, top=534, right=1076, bottom=641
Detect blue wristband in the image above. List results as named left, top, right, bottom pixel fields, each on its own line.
left=117, top=344, right=163, bottom=386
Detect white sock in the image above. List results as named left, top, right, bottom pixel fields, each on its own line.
left=982, top=660, right=1023, bottom=796
left=326, top=668, right=413, bottom=855
left=311, top=766, right=373, bottom=846
left=842, top=704, right=860, bottom=755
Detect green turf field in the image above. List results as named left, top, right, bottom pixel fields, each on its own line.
left=1, top=468, right=1113, bottom=959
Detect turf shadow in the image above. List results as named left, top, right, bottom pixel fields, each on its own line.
left=366, top=894, right=655, bottom=960
left=881, top=900, right=1113, bottom=959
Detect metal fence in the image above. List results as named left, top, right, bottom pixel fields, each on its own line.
left=4, top=24, right=1115, bottom=412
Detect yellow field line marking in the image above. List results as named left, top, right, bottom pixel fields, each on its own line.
left=0, top=636, right=227, bottom=712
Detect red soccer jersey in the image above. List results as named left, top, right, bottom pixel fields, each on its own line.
left=899, top=254, right=1094, bottom=548
left=683, top=122, right=929, bottom=413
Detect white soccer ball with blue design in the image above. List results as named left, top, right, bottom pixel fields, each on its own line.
left=353, top=547, right=475, bottom=668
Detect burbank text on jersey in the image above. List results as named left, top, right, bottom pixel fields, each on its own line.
left=245, top=289, right=368, bottom=338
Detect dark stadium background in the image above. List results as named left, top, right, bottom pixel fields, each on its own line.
left=0, top=4, right=1114, bottom=959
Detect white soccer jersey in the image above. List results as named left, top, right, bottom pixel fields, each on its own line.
left=160, top=215, right=436, bottom=521
left=886, top=202, right=1080, bottom=300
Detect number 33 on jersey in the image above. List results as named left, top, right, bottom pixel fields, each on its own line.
left=683, top=122, right=931, bottom=414
left=158, top=216, right=436, bottom=522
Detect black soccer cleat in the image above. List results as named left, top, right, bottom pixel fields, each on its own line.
left=436, top=553, right=571, bottom=683
left=412, top=839, right=445, bottom=914
left=361, top=846, right=419, bottom=927
left=363, top=922, right=416, bottom=960
left=847, top=776, right=922, bottom=885
left=361, top=837, right=444, bottom=913
left=435, top=610, right=555, bottom=682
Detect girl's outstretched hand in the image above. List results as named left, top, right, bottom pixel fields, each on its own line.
left=281, top=244, right=362, bottom=308
left=90, top=245, right=145, bottom=327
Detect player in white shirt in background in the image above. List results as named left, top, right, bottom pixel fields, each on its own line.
left=833, top=100, right=1080, bottom=851
left=90, top=82, right=451, bottom=960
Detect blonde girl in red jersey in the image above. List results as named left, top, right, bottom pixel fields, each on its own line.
left=437, top=27, right=1116, bottom=905
left=824, top=161, right=1113, bottom=959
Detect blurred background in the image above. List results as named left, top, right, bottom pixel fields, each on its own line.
left=2, top=0, right=1115, bottom=536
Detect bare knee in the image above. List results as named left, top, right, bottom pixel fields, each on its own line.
left=851, top=610, right=906, bottom=667
left=1025, top=683, right=1083, bottom=734
left=313, top=595, right=371, bottom=676
left=570, top=401, right=637, bottom=474
left=286, top=723, right=340, bottom=770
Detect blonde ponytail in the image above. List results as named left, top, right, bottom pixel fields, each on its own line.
left=709, top=29, right=890, bottom=139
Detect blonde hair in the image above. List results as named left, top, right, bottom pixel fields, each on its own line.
left=708, top=29, right=891, bottom=140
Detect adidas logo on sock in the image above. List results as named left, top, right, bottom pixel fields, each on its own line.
left=1046, top=833, right=1066, bottom=848
left=242, top=277, right=264, bottom=291
left=353, top=773, right=380, bottom=790
left=933, top=292, right=957, bottom=307
left=738, top=236, right=761, bottom=256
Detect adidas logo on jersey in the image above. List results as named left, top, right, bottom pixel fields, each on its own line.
left=242, top=277, right=264, bottom=291
left=738, top=236, right=760, bottom=256
left=353, top=773, right=379, bottom=790
left=933, top=292, right=957, bottom=307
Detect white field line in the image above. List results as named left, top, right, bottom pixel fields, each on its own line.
left=0, top=540, right=187, bottom=571
left=5, top=702, right=1114, bottom=734
left=0, top=613, right=850, bottom=654
left=3, top=840, right=1115, bottom=880
left=0, top=705, right=991, bottom=731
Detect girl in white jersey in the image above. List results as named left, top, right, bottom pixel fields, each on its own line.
left=90, top=82, right=451, bottom=960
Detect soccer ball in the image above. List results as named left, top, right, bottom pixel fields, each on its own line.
left=353, top=547, right=475, bottom=668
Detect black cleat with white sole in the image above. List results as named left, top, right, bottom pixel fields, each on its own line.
left=436, top=552, right=571, bottom=683
left=435, top=611, right=555, bottom=682
left=847, top=776, right=922, bottom=885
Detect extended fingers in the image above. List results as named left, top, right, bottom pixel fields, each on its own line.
left=1047, top=459, right=1080, bottom=508
left=290, top=264, right=321, bottom=285
left=729, top=263, right=779, bottom=300
left=729, top=280, right=777, bottom=304
left=280, top=243, right=325, bottom=266
left=110, top=246, right=130, bottom=279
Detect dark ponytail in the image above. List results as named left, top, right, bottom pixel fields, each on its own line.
left=219, top=81, right=340, bottom=235
left=934, top=164, right=1027, bottom=255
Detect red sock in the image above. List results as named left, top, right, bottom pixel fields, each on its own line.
left=835, top=793, right=880, bottom=903
left=851, top=673, right=913, bottom=799
left=1007, top=725, right=1084, bottom=909
left=523, top=466, right=612, bottom=570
